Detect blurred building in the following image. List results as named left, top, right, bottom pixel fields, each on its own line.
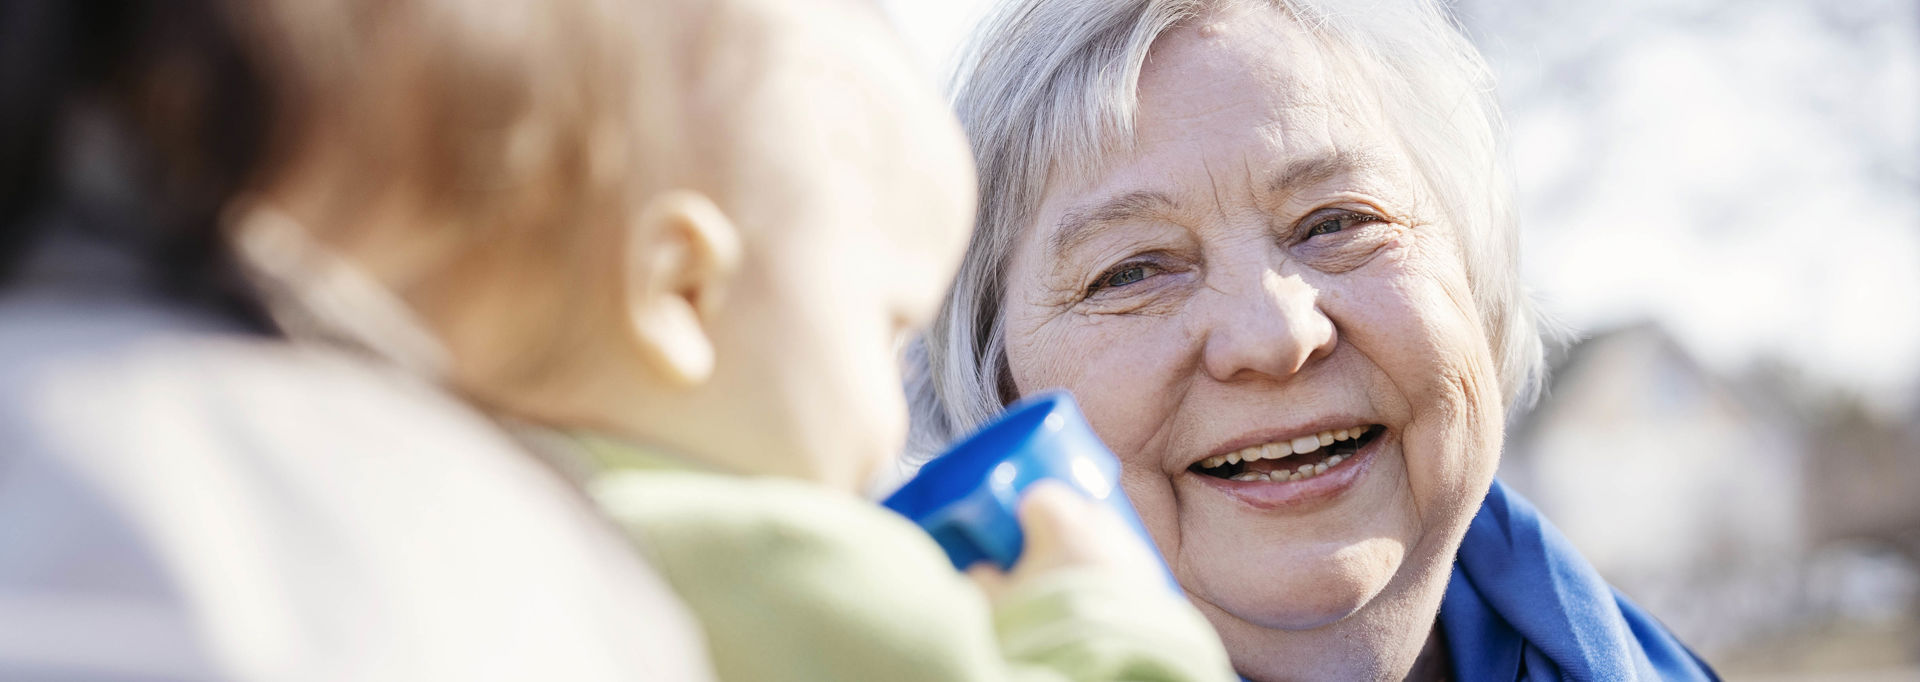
left=1502, top=323, right=1920, bottom=675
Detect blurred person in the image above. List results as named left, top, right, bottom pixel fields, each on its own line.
left=241, top=0, right=1239, bottom=678
left=0, top=0, right=713, bottom=679
left=909, top=0, right=1722, bottom=680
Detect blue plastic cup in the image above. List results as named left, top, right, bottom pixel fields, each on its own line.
left=884, top=391, right=1178, bottom=589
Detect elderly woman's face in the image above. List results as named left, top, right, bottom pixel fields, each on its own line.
left=998, top=4, right=1504, bottom=675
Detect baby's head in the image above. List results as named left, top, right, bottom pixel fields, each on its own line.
left=242, top=0, right=975, bottom=490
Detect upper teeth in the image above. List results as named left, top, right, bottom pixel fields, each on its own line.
left=1198, top=427, right=1367, bottom=469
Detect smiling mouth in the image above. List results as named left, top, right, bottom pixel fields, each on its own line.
left=1189, top=425, right=1384, bottom=483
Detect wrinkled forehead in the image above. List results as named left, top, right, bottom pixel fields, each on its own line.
left=1141, top=2, right=1336, bottom=116
left=1049, top=2, right=1399, bottom=200
left=1042, top=2, right=1408, bottom=212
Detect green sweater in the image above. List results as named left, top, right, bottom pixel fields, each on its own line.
left=577, top=438, right=1236, bottom=682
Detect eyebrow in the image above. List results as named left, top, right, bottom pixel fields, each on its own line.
left=1266, top=149, right=1390, bottom=203
left=1046, top=190, right=1178, bottom=259
left=1043, top=149, right=1392, bottom=259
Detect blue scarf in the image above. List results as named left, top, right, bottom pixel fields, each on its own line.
left=1440, top=478, right=1719, bottom=681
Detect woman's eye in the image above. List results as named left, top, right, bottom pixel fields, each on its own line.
left=1089, top=263, right=1152, bottom=293
left=1303, top=209, right=1383, bottom=238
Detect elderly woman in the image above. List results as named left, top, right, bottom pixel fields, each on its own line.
left=910, top=0, right=1718, bottom=679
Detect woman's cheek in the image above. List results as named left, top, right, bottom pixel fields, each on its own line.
left=1358, top=245, right=1502, bottom=526
left=1117, top=456, right=1185, bottom=563
left=1049, top=318, right=1194, bottom=562
left=1009, top=311, right=1192, bottom=464
left=1013, top=307, right=1175, bottom=390
left=1000, top=310, right=1190, bottom=559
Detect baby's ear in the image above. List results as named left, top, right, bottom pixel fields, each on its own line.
left=623, top=190, right=743, bottom=387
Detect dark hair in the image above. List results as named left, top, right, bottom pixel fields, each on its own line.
left=0, top=0, right=273, bottom=325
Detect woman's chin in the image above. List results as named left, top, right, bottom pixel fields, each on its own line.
left=1188, top=538, right=1405, bottom=631
left=1221, top=589, right=1367, bottom=632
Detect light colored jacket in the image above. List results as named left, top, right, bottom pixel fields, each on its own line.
left=0, top=228, right=713, bottom=681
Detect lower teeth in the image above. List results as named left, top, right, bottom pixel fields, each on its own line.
left=1228, top=454, right=1348, bottom=482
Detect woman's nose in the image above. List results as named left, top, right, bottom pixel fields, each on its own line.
left=1198, top=269, right=1336, bottom=383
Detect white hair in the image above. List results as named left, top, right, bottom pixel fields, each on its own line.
left=907, top=0, right=1548, bottom=456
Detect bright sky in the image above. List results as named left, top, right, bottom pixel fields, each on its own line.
left=880, top=0, right=1920, bottom=412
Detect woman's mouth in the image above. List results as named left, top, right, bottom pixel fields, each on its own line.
left=1189, top=425, right=1384, bottom=484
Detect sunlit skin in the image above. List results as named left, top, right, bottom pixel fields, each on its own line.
left=996, top=4, right=1505, bottom=680
left=676, top=6, right=981, bottom=492
left=257, top=0, right=1192, bottom=643
left=269, top=0, right=982, bottom=493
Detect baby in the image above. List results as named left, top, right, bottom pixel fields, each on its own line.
left=242, top=0, right=1235, bottom=678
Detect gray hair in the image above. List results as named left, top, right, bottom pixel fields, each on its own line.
left=907, top=0, right=1547, bottom=455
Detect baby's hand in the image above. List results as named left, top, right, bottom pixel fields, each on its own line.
left=966, top=482, right=1167, bottom=601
